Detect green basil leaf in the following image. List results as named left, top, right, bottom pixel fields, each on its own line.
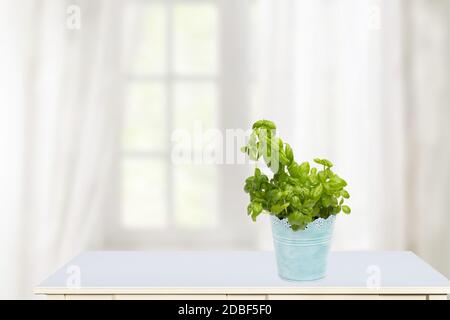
left=252, top=119, right=276, bottom=130
left=285, top=143, right=294, bottom=163
left=342, top=205, right=351, bottom=214
left=312, top=184, right=323, bottom=199
left=270, top=202, right=290, bottom=214
left=299, top=162, right=310, bottom=175
left=342, top=189, right=350, bottom=199
left=314, top=158, right=333, bottom=168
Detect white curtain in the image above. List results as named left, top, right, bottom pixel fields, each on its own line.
left=253, top=0, right=450, bottom=277
left=0, top=0, right=120, bottom=299
left=406, top=0, right=450, bottom=276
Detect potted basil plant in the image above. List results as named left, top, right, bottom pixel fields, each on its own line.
left=241, top=120, right=351, bottom=281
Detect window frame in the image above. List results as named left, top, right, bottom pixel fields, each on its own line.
left=105, top=0, right=257, bottom=249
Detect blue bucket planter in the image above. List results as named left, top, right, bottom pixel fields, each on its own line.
left=271, top=215, right=336, bottom=281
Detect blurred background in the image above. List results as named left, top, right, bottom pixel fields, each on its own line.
left=0, top=0, right=449, bottom=299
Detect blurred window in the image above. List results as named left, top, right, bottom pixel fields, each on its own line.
left=116, top=0, right=222, bottom=246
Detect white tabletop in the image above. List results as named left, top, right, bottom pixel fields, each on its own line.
left=35, top=251, right=450, bottom=295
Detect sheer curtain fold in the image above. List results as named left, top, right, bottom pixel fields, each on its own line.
left=0, top=0, right=120, bottom=298
left=407, top=0, right=450, bottom=274
left=255, top=0, right=450, bottom=277
left=255, top=0, right=406, bottom=250
left=0, top=2, right=31, bottom=298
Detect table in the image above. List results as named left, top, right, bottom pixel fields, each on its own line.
left=34, top=251, right=449, bottom=300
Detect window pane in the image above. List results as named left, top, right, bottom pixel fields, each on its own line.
left=174, top=83, right=218, bottom=151
left=123, top=83, right=166, bottom=151
left=174, top=164, right=218, bottom=228
left=174, top=3, right=218, bottom=74
left=122, top=159, right=167, bottom=228
left=174, top=84, right=218, bottom=127
left=121, top=4, right=166, bottom=75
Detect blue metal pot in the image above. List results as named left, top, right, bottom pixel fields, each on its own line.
left=271, top=215, right=336, bottom=281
